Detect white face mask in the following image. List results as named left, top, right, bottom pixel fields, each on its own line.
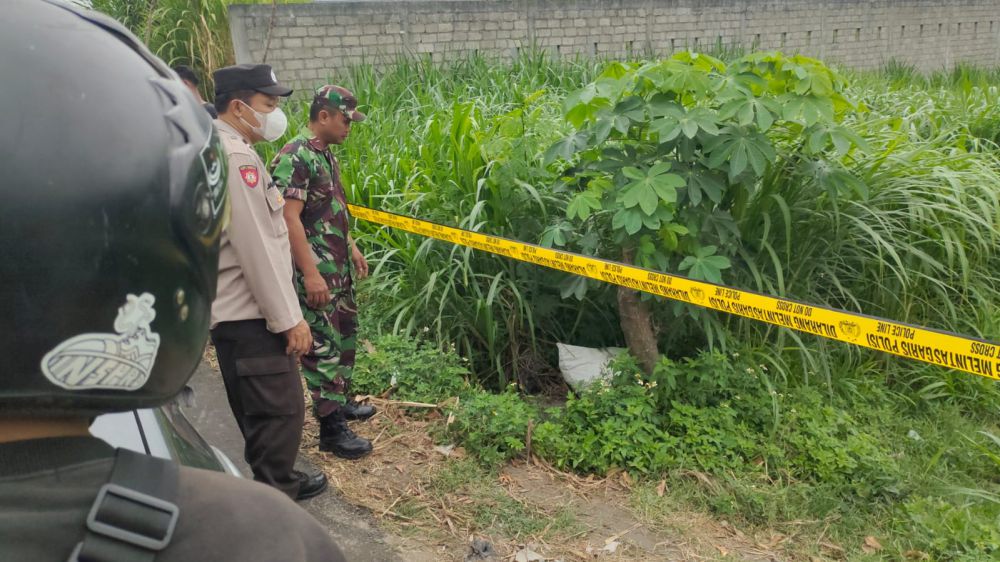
left=239, top=101, right=287, bottom=142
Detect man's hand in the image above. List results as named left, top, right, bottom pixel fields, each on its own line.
left=304, top=273, right=332, bottom=309
left=351, top=243, right=369, bottom=279
left=284, top=320, right=312, bottom=356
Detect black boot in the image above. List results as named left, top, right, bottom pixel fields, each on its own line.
left=342, top=399, right=376, bottom=421
left=319, top=413, right=373, bottom=459
left=293, top=470, right=328, bottom=501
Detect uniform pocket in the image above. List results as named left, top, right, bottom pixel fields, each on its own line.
left=265, top=185, right=289, bottom=237
left=233, top=355, right=301, bottom=416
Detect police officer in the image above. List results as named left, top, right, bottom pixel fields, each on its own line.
left=210, top=64, right=328, bottom=500
left=0, top=1, right=344, bottom=560
left=270, top=86, right=374, bottom=459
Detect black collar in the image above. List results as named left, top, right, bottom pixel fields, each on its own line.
left=0, top=436, right=114, bottom=477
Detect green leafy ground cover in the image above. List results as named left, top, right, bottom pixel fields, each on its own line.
left=353, top=328, right=1000, bottom=560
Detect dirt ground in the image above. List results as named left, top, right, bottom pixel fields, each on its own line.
left=201, top=344, right=828, bottom=561
left=303, top=399, right=794, bottom=562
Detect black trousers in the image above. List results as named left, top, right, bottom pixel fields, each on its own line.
left=210, top=319, right=304, bottom=499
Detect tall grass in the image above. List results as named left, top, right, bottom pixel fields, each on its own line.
left=719, top=81, right=1000, bottom=395
left=93, top=0, right=234, bottom=89
left=92, top=0, right=1000, bottom=394
left=254, top=54, right=608, bottom=387
left=250, top=53, right=1000, bottom=396
left=92, top=1, right=310, bottom=92
left=340, top=55, right=611, bottom=387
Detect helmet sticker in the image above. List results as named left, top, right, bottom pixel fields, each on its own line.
left=201, top=136, right=226, bottom=218
left=40, top=293, right=161, bottom=392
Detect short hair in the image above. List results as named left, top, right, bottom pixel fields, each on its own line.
left=214, top=89, right=257, bottom=115
left=173, top=65, right=199, bottom=86
left=309, top=100, right=340, bottom=122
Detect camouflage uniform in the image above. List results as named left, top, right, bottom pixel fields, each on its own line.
left=270, top=134, right=356, bottom=418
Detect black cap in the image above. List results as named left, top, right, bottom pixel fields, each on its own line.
left=213, top=63, right=293, bottom=97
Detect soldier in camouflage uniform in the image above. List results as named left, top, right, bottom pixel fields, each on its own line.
left=270, top=85, right=374, bottom=460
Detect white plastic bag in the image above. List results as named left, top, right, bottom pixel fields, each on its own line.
left=557, top=343, right=625, bottom=391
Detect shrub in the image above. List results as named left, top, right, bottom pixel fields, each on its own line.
left=534, top=359, right=676, bottom=474
left=774, top=388, right=898, bottom=498
left=352, top=334, right=470, bottom=403
left=445, top=387, right=539, bottom=468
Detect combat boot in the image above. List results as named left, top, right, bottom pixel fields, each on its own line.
left=319, top=412, right=373, bottom=459
left=342, top=399, right=376, bottom=421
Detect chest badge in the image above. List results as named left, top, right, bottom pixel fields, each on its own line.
left=239, top=165, right=260, bottom=188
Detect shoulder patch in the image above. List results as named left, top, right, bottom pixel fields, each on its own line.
left=239, top=165, right=260, bottom=188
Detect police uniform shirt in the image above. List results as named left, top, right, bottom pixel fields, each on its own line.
left=211, top=119, right=302, bottom=334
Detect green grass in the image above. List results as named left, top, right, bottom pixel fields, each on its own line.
left=427, top=459, right=581, bottom=540
left=252, top=53, right=609, bottom=386
left=258, top=46, right=1000, bottom=558
left=94, top=0, right=1000, bottom=389
left=297, top=52, right=1000, bottom=396
left=93, top=0, right=234, bottom=91
left=91, top=0, right=321, bottom=89
left=344, top=52, right=999, bottom=557
left=355, top=275, right=1000, bottom=559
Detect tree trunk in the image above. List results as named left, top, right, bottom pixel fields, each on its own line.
left=617, top=249, right=659, bottom=375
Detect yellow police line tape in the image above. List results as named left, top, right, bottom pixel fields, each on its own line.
left=349, top=204, right=1000, bottom=380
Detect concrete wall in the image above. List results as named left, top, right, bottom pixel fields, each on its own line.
left=229, top=0, right=1000, bottom=90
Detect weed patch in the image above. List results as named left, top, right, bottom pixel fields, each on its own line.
left=352, top=334, right=471, bottom=403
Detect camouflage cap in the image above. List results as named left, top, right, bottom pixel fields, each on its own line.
left=314, top=85, right=366, bottom=122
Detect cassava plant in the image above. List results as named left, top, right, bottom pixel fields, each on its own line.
left=543, top=51, right=868, bottom=372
